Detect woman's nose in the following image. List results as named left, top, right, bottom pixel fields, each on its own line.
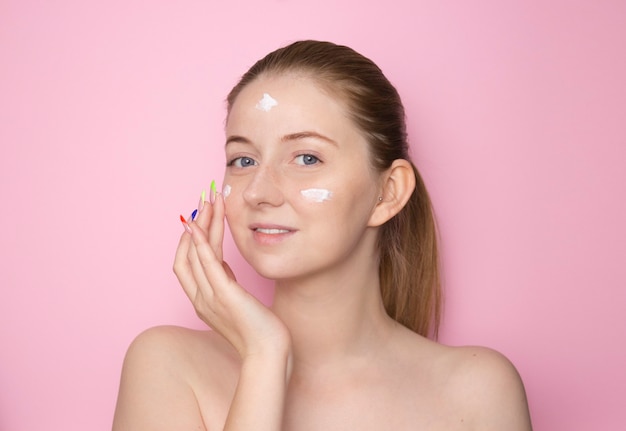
left=242, top=165, right=285, bottom=207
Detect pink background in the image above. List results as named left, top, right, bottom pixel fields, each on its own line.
left=1, top=1, right=625, bottom=429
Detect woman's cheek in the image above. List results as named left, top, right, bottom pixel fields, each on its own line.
left=222, top=183, right=234, bottom=221
left=223, top=184, right=232, bottom=199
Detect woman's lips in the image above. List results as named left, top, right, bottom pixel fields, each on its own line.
left=255, top=227, right=291, bottom=234
left=250, top=224, right=297, bottom=244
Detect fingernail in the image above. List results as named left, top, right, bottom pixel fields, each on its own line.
left=198, top=189, right=206, bottom=212
left=179, top=214, right=192, bottom=233
left=210, top=180, right=217, bottom=204
left=190, top=209, right=198, bottom=221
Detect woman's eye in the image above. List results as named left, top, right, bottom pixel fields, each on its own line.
left=295, top=154, right=320, bottom=166
left=229, top=156, right=257, bottom=168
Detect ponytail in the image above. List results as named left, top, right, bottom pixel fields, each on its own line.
left=379, top=163, right=441, bottom=338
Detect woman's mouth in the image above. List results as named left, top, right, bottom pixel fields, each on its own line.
left=255, top=228, right=291, bottom=234
left=250, top=224, right=296, bottom=244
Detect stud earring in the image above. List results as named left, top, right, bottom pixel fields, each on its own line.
left=378, top=196, right=383, bottom=202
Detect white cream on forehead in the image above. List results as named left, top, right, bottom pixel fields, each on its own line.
left=223, top=184, right=231, bottom=198
left=255, top=93, right=278, bottom=111
left=300, top=188, right=333, bottom=203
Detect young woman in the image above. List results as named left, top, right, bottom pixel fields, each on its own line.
left=113, top=40, right=532, bottom=430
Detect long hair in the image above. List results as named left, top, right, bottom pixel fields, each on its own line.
left=226, top=40, right=442, bottom=338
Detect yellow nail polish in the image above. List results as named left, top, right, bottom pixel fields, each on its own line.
left=199, top=189, right=206, bottom=211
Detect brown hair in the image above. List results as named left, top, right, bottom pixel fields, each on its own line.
left=226, top=40, right=441, bottom=338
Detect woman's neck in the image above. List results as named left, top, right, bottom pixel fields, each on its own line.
left=270, top=259, right=396, bottom=372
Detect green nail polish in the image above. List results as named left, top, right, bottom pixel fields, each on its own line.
left=210, top=180, right=217, bottom=204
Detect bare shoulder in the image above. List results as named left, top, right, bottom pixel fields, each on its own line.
left=437, top=344, right=533, bottom=430
left=113, top=326, right=239, bottom=431
left=123, top=325, right=238, bottom=367
left=388, top=328, right=531, bottom=430
left=120, top=325, right=240, bottom=390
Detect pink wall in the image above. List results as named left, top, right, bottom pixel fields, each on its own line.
left=1, top=1, right=624, bottom=429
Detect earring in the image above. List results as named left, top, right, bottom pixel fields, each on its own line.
left=378, top=196, right=383, bottom=202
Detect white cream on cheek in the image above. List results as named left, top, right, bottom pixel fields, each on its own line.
left=300, top=188, right=333, bottom=203
left=223, top=184, right=231, bottom=198
left=255, top=93, right=278, bottom=112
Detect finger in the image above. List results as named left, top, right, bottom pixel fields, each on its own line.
left=208, top=192, right=226, bottom=262
left=191, top=224, right=234, bottom=293
left=185, top=225, right=215, bottom=296
left=186, top=242, right=217, bottom=311
left=192, top=191, right=213, bottom=235
left=173, top=230, right=200, bottom=301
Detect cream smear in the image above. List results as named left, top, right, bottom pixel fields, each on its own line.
left=222, top=184, right=231, bottom=198
left=255, top=93, right=278, bottom=112
left=300, top=188, right=333, bottom=203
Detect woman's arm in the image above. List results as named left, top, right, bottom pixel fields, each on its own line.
left=113, top=191, right=291, bottom=430
left=176, top=190, right=292, bottom=430
left=224, top=348, right=291, bottom=430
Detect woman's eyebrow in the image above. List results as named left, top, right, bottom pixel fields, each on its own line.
left=281, top=131, right=338, bottom=147
left=226, top=131, right=338, bottom=147
left=225, top=135, right=251, bottom=146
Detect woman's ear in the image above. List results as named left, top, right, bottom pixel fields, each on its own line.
left=368, top=159, right=416, bottom=227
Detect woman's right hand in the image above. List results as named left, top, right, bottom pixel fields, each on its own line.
left=173, top=188, right=291, bottom=361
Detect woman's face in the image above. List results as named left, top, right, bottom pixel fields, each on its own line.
left=223, top=74, right=382, bottom=281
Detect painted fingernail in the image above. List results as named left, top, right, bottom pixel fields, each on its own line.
left=210, top=180, right=217, bottom=204
left=190, top=209, right=198, bottom=221
left=179, top=214, right=192, bottom=233
left=198, top=189, right=206, bottom=212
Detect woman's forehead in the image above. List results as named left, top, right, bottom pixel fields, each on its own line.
left=226, top=75, right=355, bottom=137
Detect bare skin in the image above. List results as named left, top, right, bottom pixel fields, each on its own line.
left=113, top=75, right=532, bottom=431
left=114, top=325, right=530, bottom=430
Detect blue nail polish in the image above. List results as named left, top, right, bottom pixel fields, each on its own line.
left=191, top=209, right=198, bottom=221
